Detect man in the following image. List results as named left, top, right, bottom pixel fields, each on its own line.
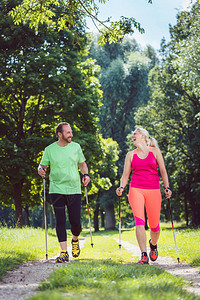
left=38, top=122, right=90, bottom=263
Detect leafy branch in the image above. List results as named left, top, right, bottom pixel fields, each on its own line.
left=9, top=0, right=153, bottom=45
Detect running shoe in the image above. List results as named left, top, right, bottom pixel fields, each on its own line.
left=149, top=239, right=158, bottom=261
left=138, top=253, right=149, bottom=264
left=56, top=250, right=69, bottom=263
left=72, top=239, right=80, bottom=258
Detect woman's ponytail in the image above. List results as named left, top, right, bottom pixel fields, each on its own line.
left=149, top=136, right=159, bottom=148
left=135, top=127, right=159, bottom=148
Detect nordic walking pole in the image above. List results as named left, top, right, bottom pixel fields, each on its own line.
left=119, top=196, right=122, bottom=249
left=85, top=186, right=94, bottom=247
left=167, top=197, right=180, bottom=263
left=43, top=177, right=48, bottom=260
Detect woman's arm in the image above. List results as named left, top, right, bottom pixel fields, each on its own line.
left=116, top=151, right=132, bottom=196
left=154, top=147, right=172, bottom=199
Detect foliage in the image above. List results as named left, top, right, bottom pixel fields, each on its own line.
left=9, top=0, right=153, bottom=45
left=88, top=36, right=159, bottom=229
left=0, top=0, right=102, bottom=226
left=134, top=2, right=200, bottom=225
left=89, top=36, right=158, bottom=174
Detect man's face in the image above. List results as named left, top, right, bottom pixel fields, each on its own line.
left=60, top=125, right=73, bottom=143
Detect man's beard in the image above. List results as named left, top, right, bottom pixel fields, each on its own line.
left=62, top=133, right=72, bottom=143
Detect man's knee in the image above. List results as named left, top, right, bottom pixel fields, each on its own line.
left=71, top=223, right=82, bottom=236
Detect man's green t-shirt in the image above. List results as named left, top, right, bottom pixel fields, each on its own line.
left=40, top=141, right=85, bottom=195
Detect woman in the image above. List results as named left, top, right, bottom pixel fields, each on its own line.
left=116, top=127, right=172, bottom=264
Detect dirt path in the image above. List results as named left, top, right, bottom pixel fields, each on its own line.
left=0, top=237, right=199, bottom=299
left=113, top=238, right=200, bottom=296
left=0, top=238, right=86, bottom=300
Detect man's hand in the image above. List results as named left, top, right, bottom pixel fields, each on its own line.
left=38, top=165, right=47, bottom=178
left=82, top=174, right=90, bottom=187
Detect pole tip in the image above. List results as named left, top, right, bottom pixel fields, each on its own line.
left=177, top=257, right=180, bottom=263
left=119, top=244, right=121, bottom=249
left=91, top=243, right=94, bottom=248
left=46, top=254, right=48, bottom=260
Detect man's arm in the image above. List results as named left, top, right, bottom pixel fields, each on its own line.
left=79, top=161, right=90, bottom=186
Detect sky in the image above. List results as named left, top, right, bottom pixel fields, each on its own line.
left=86, top=0, right=196, bottom=50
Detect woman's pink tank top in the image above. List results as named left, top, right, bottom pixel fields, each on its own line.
left=130, top=147, right=160, bottom=189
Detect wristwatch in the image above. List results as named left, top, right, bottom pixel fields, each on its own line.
left=164, top=186, right=171, bottom=191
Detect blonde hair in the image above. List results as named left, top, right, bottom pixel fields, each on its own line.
left=135, top=127, right=159, bottom=148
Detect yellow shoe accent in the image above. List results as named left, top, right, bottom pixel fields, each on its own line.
left=72, top=240, right=80, bottom=258
left=56, top=250, right=69, bottom=263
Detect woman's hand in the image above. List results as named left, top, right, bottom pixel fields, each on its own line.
left=116, top=187, right=124, bottom=197
left=164, top=187, right=172, bottom=199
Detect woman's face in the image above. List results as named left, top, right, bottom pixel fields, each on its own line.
left=132, top=130, right=145, bottom=146
left=132, top=130, right=141, bottom=145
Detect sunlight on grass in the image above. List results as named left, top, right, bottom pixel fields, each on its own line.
left=1, top=226, right=200, bottom=299
left=0, top=227, right=63, bottom=279
left=102, top=223, right=200, bottom=266
left=80, top=235, right=136, bottom=263
left=29, top=235, right=199, bottom=300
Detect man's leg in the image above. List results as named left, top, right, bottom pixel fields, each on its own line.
left=66, top=194, right=82, bottom=258
left=51, top=194, right=69, bottom=262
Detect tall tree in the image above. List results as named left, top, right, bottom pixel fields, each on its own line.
left=134, top=2, right=200, bottom=226
left=89, top=36, right=158, bottom=227
left=0, top=0, right=102, bottom=226
left=90, top=37, right=158, bottom=170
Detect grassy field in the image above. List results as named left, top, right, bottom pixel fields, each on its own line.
left=0, top=227, right=60, bottom=280
left=109, top=222, right=200, bottom=266
left=0, top=224, right=200, bottom=299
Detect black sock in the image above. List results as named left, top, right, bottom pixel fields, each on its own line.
left=150, top=241, right=157, bottom=250
left=142, top=252, right=147, bottom=257
left=72, top=238, right=78, bottom=242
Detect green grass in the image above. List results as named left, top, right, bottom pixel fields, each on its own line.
left=109, top=222, right=200, bottom=266
left=0, top=224, right=200, bottom=300
left=0, top=227, right=73, bottom=280
left=29, top=235, right=200, bottom=300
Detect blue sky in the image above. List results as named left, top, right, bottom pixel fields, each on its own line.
left=86, top=0, right=195, bottom=50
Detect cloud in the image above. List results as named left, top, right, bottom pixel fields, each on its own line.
left=181, top=0, right=196, bottom=11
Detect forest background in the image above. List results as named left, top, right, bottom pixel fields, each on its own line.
left=0, top=0, right=199, bottom=231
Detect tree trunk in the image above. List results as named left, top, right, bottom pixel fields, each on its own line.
left=105, top=203, right=115, bottom=230
left=94, top=199, right=100, bottom=232
left=190, top=195, right=200, bottom=226
left=24, top=205, right=30, bottom=227
left=13, top=180, right=24, bottom=228
left=184, top=195, right=189, bottom=226
left=101, top=210, right=105, bottom=228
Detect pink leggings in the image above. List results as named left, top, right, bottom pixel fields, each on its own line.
left=128, top=187, right=162, bottom=232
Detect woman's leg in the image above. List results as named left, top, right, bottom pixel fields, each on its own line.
left=150, top=229, right=160, bottom=246
left=136, top=225, right=147, bottom=253
left=145, top=189, right=162, bottom=261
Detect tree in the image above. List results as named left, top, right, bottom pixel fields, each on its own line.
left=9, top=0, right=152, bottom=45
left=90, top=37, right=158, bottom=172
left=134, top=2, right=200, bottom=226
left=85, top=136, right=119, bottom=231
left=0, top=0, right=102, bottom=227
left=88, top=36, right=158, bottom=228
